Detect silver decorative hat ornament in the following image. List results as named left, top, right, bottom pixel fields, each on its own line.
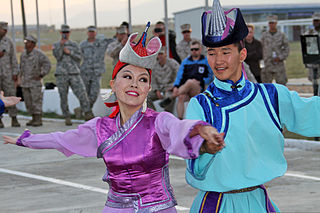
left=202, top=0, right=248, bottom=47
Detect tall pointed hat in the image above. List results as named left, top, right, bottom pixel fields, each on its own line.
left=201, top=0, right=248, bottom=47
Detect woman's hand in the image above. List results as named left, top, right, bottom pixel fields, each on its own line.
left=190, top=124, right=225, bottom=154
left=2, top=135, right=18, bottom=145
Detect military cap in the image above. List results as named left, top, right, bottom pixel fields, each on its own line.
left=24, top=34, right=37, bottom=43
left=312, top=12, right=320, bottom=21
left=267, top=15, right=278, bottom=23
left=116, top=26, right=127, bottom=34
left=87, top=25, right=97, bottom=32
left=0, top=21, right=8, bottom=30
left=180, top=23, right=192, bottom=33
left=60, top=24, right=70, bottom=32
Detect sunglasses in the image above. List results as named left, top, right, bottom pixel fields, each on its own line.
left=154, top=28, right=163, bottom=33
left=190, top=48, right=199, bottom=51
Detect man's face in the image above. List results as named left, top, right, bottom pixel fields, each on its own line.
left=207, top=44, right=247, bottom=83
left=245, top=27, right=254, bottom=42
left=87, top=31, right=97, bottom=39
left=60, top=31, right=70, bottom=40
left=153, top=24, right=165, bottom=37
left=24, top=40, right=35, bottom=52
left=117, top=33, right=127, bottom=42
left=190, top=44, right=201, bottom=58
left=182, top=31, right=191, bottom=41
left=313, top=19, right=320, bottom=30
left=268, top=22, right=277, bottom=31
left=157, top=52, right=167, bottom=64
left=0, top=28, right=7, bottom=37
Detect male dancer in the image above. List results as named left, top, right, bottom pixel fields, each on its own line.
left=185, top=0, right=320, bottom=212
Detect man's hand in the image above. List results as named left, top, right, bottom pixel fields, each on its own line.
left=60, top=39, right=67, bottom=46
left=33, top=76, right=42, bottom=81
left=190, top=125, right=225, bottom=155
left=63, top=47, right=71, bottom=55
left=12, top=75, right=18, bottom=81
left=274, top=57, right=281, bottom=63
left=172, top=87, right=179, bottom=97
left=121, top=36, right=128, bottom=46
left=156, top=90, right=164, bottom=99
left=0, top=91, right=21, bottom=107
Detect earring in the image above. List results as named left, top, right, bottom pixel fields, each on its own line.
left=142, top=98, right=147, bottom=113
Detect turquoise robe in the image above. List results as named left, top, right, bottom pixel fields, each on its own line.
left=185, top=75, right=320, bottom=212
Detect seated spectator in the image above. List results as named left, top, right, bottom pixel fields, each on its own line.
left=148, top=46, right=179, bottom=113
left=172, top=40, right=213, bottom=119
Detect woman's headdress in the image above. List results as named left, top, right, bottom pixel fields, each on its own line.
left=104, top=22, right=162, bottom=118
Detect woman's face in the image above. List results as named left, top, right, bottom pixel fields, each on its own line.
left=110, top=65, right=151, bottom=110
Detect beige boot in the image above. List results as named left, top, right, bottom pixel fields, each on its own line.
left=84, top=111, right=94, bottom=121
left=0, top=119, right=4, bottom=128
left=65, top=117, right=73, bottom=126
left=32, top=114, right=42, bottom=127
left=11, top=116, right=21, bottom=127
left=26, top=115, right=35, bottom=126
left=74, top=107, right=83, bottom=119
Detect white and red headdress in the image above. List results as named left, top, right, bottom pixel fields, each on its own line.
left=105, top=22, right=162, bottom=117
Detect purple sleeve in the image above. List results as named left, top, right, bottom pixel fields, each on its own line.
left=17, top=118, right=100, bottom=157
left=155, top=112, right=208, bottom=159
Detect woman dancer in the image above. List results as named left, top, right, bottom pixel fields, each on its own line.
left=3, top=23, right=224, bottom=213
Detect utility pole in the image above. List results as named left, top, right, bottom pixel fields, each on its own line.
left=36, top=0, right=41, bottom=48
left=20, top=0, right=27, bottom=38
left=164, top=0, right=169, bottom=57
left=128, top=0, right=132, bottom=33
left=93, top=0, right=97, bottom=27
left=63, top=0, right=67, bottom=24
left=10, top=0, right=16, bottom=46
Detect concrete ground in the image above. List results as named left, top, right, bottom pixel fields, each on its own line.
left=0, top=115, right=320, bottom=213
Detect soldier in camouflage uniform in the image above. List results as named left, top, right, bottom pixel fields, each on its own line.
left=20, top=35, right=51, bottom=126
left=52, top=24, right=94, bottom=125
left=261, top=15, right=290, bottom=85
left=304, top=12, right=320, bottom=96
left=0, top=21, right=20, bottom=128
left=148, top=46, right=179, bottom=113
left=106, top=26, right=128, bottom=66
left=80, top=26, right=112, bottom=109
left=176, top=24, right=194, bottom=61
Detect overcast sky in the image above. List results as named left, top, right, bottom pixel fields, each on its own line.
left=0, top=0, right=316, bottom=28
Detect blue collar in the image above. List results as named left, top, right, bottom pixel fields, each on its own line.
left=213, top=74, right=246, bottom=92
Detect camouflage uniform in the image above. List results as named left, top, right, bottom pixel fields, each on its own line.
left=149, top=58, right=179, bottom=112
left=52, top=40, right=91, bottom=117
left=304, top=28, right=320, bottom=95
left=20, top=48, right=51, bottom=115
left=261, top=31, right=290, bottom=85
left=0, top=35, right=19, bottom=118
left=176, top=39, right=193, bottom=61
left=106, top=39, right=124, bottom=66
left=80, top=38, right=111, bottom=107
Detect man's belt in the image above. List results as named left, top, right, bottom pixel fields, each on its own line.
left=224, top=185, right=260, bottom=194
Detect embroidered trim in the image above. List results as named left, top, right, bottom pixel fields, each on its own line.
left=16, top=130, right=31, bottom=147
